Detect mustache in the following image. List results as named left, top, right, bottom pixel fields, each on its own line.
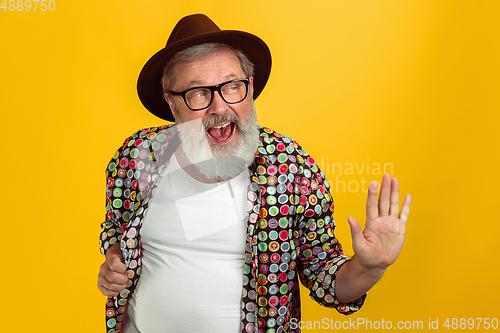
left=203, top=113, right=241, bottom=130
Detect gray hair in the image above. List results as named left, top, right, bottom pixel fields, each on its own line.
left=161, top=43, right=255, bottom=93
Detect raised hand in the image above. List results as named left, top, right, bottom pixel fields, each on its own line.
left=347, top=174, right=412, bottom=270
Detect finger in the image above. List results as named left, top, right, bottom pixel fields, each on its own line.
left=106, top=242, right=122, bottom=257
left=389, top=178, right=400, bottom=217
left=104, top=258, right=129, bottom=285
left=99, top=258, right=128, bottom=285
left=97, top=281, right=118, bottom=297
left=107, top=254, right=127, bottom=274
left=98, top=265, right=128, bottom=297
left=366, top=181, right=379, bottom=221
left=378, top=174, right=392, bottom=216
left=98, top=282, right=125, bottom=297
left=398, top=194, right=412, bottom=223
left=347, top=216, right=364, bottom=246
left=102, top=256, right=128, bottom=285
left=104, top=268, right=129, bottom=285
left=98, top=279, right=126, bottom=297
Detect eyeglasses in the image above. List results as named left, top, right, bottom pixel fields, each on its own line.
left=169, top=78, right=250, bottom=111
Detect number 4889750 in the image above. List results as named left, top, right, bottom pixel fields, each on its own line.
left=1, top=0, right=56, bottom=11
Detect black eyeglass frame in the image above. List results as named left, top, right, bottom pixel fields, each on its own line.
left=169, top=78, right=250, bottom=111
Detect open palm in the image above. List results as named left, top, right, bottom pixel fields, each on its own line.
left=348, top=174, right=412, bottom=269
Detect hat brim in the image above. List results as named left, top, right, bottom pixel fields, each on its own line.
left=137, top=30, right=271, bottom=122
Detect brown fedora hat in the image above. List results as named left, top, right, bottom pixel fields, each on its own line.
left=137, top=14, right=272, bottom=122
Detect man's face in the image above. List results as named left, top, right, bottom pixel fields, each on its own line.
left=164, top=50, right=255, bottom=155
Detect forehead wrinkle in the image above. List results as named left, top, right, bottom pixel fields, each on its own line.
left=187, top=74, right=239, bottom=88
left=173, top=50, right=245, bottom=91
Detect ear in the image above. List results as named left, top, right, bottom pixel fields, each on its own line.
left=248, top=76, right=255, bottom=98
left=164, top=93, right=177, bottom=120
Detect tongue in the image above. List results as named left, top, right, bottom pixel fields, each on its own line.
left=208, top=123, right=232, bottom=141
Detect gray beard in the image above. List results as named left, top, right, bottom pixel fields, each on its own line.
left=175, top=101, right=260, bottom=181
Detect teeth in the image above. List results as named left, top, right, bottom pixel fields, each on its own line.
left=211, top=122, right=230, bottom=130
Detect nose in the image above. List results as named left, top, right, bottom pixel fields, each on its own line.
left=209, top=90, right=229, bottom=115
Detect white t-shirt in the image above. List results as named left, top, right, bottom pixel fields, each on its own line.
left=122, top=155, right=248, bottom=333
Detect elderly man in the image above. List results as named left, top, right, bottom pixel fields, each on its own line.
left=97, top=14, right=411, bottom=333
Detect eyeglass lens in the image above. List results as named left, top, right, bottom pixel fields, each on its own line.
left=185, top=81, right=247, bottom=110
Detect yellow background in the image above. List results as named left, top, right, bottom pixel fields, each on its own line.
left=1, top=0, right=499, bottom=331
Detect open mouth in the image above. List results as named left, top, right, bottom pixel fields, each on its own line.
left=206, top=121, right=236, bottom=143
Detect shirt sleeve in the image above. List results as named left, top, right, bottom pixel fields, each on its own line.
left=295, top=153, right=366, bottom=315
left=99, top=132, right=138, bottom=256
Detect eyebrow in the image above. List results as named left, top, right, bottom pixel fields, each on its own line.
left=188, top=74, right=238, bottom=87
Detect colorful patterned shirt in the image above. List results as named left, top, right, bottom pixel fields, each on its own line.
left=99, top=125, right=366, bottom=333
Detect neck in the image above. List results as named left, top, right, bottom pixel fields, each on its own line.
left=174, top=147, right=224, bottom=184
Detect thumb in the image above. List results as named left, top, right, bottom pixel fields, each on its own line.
left=108, top=253, right=127, bottom=274
left=347, top=216, right=364, bottom=245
